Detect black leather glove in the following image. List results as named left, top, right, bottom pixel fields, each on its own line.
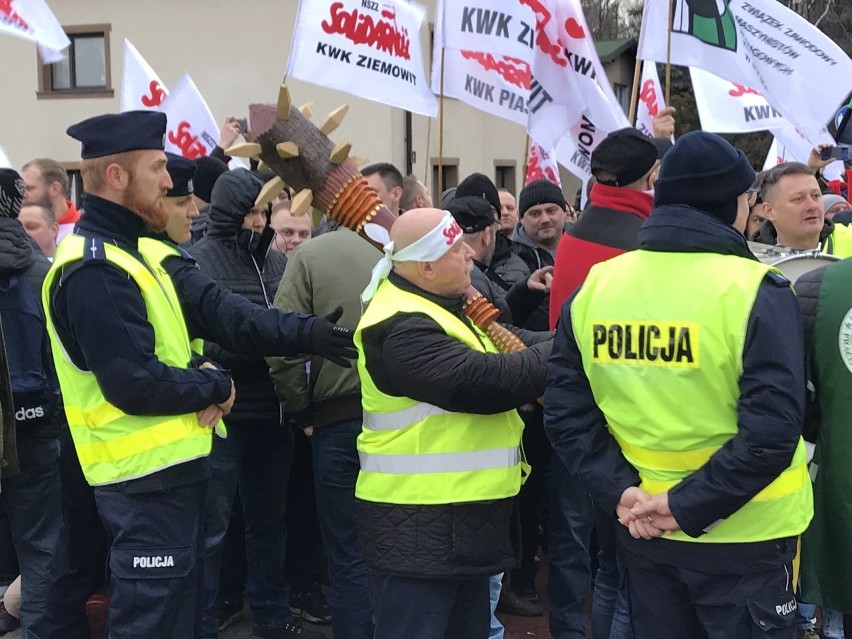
left=309, top=306, right=357, bottom=368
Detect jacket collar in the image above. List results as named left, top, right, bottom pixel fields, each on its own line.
left=75, top=194, right=147, bottom=251
left=388, top=270, right=466, bottom=315
left=589, top=183, right=654, bottom=220
left=639, top=205, right=756, bottom=260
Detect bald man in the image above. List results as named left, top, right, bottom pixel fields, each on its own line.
left=354, top=208, right=552, bottom=639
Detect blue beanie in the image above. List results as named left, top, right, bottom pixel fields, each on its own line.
left=654, top=131, right=755, bottom=225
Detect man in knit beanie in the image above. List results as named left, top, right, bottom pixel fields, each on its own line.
left=546, top=131, right=810, bottom=638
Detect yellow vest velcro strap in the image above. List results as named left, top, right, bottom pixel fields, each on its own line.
left=641, top=461, right=808, bottom=502
left=359, top=447, right=520, bottom=475
left=363, top=403, right=448, bottom=431
left=74, top=416, right=206, bottom=465
left=611, top=430, right=720, bottom=471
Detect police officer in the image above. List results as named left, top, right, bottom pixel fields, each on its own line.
left=355, top=208, right=551, bottom=639
left=544, top=131, right=813, bottom=639
left=42, top=113, right=355, bottom=639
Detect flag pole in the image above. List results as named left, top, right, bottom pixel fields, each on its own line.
left=665, top=0, right=674, bottom=104
left=424, top=115, right=432, bottom=186
left=628, top=57, right=642, bottom=125
left=438, top=49, right=445, bottom=196
left=522, top=134, right=531, bottom=184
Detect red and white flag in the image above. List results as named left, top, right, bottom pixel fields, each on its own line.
left=160, top=75, right=220, bottom=161
left=635, top=62, right=666, bottom=139
left=0, top=0, right=69, bottom=59
left=286, top=0, right=438, bottom=117
left=526, top=141, right=561, bottom=187
left=120, top=39, right=168, bottom=112
left=526, top=0, right=628, bottom=155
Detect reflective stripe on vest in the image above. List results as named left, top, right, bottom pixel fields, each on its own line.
left=363, top=402, right=448, bottom=431
left=572, top=250, right=812, bottom=543
left=359, top=447, right=520, bottom=474
left=44, top=235, right=212, bottom=486
left=354, top=280, right=524, bottom=506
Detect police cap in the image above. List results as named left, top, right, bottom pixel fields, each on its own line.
left=66, top=111, right=167, bottom=159
left=165, top=152, right=196, bottom=197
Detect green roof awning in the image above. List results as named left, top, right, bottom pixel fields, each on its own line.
left=595, top=38, right=637, bottom=63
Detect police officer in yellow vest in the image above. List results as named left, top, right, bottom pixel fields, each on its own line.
left=751, top=161, right=852, bottom=257
left=42, top=112, right=236, bottom=639
left=544, top=131, right=813, bottom=639
left=355, top=208, right=551, bottom=639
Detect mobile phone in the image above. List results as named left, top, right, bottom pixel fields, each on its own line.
left=236, top=118, right=248, bottom=135
left=819, top=145, right=850, bottom=162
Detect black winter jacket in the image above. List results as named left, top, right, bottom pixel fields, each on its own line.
left=357, top=272, right=552, bottom=578
left=0, top=218, right=58, bottom=439
left=487, top=234, right=530, bottom=289
left=189, top=169, right=286, bottom=426
left=545, top=206, right=805, bottom=551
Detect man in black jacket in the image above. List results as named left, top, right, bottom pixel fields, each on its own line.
left=545, top=132, right=810, bottom=638
left=190, top=168, right=326, bottom=639
left=355, top=208, right=552, bottom=639
left=0, top=169, right=61, bottom=636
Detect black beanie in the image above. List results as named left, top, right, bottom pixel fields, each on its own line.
left=518, top=179, right=567, bottom=218
left=653, top=131, right=755, bottom=225
left=193, top=156, right=229, bottom=204
left=0, top=169, right=25, bottom=219
left=455, top=172, right=500, bottom=214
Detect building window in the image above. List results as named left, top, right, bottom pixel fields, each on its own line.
left=432, top=159, right=459, bottom=198
left=37, top=24, right=113, bottom=99
left=613, top=83, right=629, bottom=114
left=494, top=163, right=516, bottom=193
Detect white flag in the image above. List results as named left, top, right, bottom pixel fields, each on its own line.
left=0, top=146, right=11, bottom=169
left=286, top=0, right=438, bottom=117
left=160, top=75, right=220, bottom=161
left=553, top=115, right=613, bottom=183
left=691, top=67, right=789, bottom=134
left=635, top=62, right=666, bottom=139
left=638, top=0, right=852, bottom=137
left=121, top=39, right=168, bottom=112
left=527, top=0, right=628, bottom=154
left=769, top=127, right=845, bottom=182
left=526, top=141, right=561, bottom=187
left=0, top=0, right=69, bottom=58
left=440, top=0, right=535, bottom=62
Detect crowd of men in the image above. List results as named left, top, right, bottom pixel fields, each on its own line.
left=0, top=103, right=849, bottom=639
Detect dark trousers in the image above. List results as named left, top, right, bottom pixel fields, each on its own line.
left=624, top=543, right=798, bottom=638
left=511, top=404, right=551, bottom=594
left=33, top=427, right=107, bottom=639
left=1, top=437, right=62, bottom=636
left=201, top=423, right=294, bottom=637
left=95, top=480, right=207, bottom=639
left=285, top=424, right=326, bottom=591
left=372, top=574, right=490, bottom=639
left=312, top=419, right=373, bottom=639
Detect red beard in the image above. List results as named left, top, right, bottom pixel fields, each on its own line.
left=125, top=175, right=168, bottom=232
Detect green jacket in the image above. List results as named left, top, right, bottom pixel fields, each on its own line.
left=800, top=258, right=852, bottom=612
left=267, top=227, right=379, bottom=428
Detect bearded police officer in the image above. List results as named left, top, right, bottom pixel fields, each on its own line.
left=355, top=208, right=551, bottom=639
left=544, top=131, right=813, bottom=639
left=41, top=117, right=354, bottom=639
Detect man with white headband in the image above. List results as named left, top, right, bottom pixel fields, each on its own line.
left=354, top=208, right=552, bottom=639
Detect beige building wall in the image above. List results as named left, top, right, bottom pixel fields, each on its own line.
left=0, top=0, right=631, bottom=203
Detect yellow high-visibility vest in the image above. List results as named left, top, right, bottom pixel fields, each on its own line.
left=43, top=235, right=212, bottom=486
left=571, top=250, right=812, bottom=543
left=354, top=280, right=524, bottom=505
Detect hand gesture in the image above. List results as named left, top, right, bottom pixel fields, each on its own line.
left=527, top=266, right=554, bottom=293
left=308, top=306, right=357, bottom=368
left=652, top=106, right=677, bottom=139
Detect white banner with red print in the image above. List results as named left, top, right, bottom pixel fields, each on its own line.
left=635, top=62, right=667, bottom=139
left=160, top=75, right=221, bottom=162
left=525, top=141, right=561, bottom=187
left=0, top=0, right=69, bottom=59
left=286, top=0, right=438, bottom=117
left=690, top=67, right=789, bottom=134
left=120, top=39, right=169, bottom=113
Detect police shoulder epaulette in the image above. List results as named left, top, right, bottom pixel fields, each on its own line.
left=766, top=271, right=791, bottom=287
left=82, top=237, right=106, bottom=261
left=175, top=245, right=197, bottom=262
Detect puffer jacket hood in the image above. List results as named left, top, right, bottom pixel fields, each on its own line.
left=205, top=168, right=274, bottom=264
left=0, top=217, right=36, bottom=274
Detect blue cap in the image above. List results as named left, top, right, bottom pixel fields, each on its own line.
left=66, top=111, right=167, bottom=159
left=165, top=152, right=196, bottom=197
